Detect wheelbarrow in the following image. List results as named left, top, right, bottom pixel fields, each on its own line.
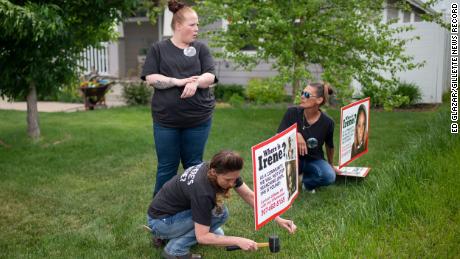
left=80, top=80, right=113, bottom=110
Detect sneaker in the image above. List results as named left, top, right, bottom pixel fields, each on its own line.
left=302, top=184, right=316, bottom=193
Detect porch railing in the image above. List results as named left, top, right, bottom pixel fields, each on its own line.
left=78, top=42, right=110, bottom=76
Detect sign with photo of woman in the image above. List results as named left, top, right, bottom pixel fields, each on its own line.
left=339, top=98, right=370, bottom=169
left=252, top=124, right=298, bottom=230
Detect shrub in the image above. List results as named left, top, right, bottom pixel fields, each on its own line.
left=214, top=84, right=245, bottom=102
left=56, top=84, right=83, bottom=103
left=228, top=93, right=245, bottom=107
left=361, top=83, right=389, bottom=107
left=394, top=82, right=421, bottom=106
left=246, top=78, right=286, bottom=104
left=383, top=95, right=410, bottom=111
left=361, top=82, right=412, bottom=110
left=122, top=81, right=153, bottom=105
left=442, top=91, right=451, bottom=103
left=33, top=82, right=82, bottom=103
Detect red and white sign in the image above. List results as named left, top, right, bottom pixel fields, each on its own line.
left=252, top=124, right=298, bottom=230
left=339, top=97, right=370, bottom=168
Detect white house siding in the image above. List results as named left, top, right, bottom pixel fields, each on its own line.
left=392, top=21, right=449, bottom=103
left=215, top=60, right=325, bottom=87
left=215, top=61, right=278, bottom=85
left=352, top=16, right=449, bottom=103
left=351, top=1, right=449, bottom=104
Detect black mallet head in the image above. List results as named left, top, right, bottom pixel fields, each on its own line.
left=269, top=235, right=280, bottom=253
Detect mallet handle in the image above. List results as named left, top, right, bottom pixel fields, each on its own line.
left=143, top=225, right=152, bottom=232
left=258, top=242, right=269, bottom=248
left=225, top=242, right=269, bottom=251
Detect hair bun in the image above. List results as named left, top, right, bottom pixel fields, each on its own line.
left=168, top=0, right=185, bottom=13
left=324, top=83, right=334, bottom=95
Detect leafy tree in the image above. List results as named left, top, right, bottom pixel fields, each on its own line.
left=196, top=0, right=447, bottom=103
left=0, top=0, right=140, bottom=140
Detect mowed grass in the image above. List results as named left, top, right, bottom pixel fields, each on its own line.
left=0, top=104, right=458, bottom=258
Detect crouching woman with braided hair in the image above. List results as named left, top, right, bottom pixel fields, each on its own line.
left=146, top=150, right=297, bottom=259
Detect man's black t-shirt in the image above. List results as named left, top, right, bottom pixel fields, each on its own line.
left=141, top=39, right=217, bottom=128
left=147, top=163, right=243, bottom=226
left=278, top=107, right=335, bottom=160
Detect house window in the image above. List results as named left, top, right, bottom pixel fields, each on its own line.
left=412, top=6, right=424, bottom=22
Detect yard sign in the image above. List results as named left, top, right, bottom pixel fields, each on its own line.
left=252, top=124, right=299, bottom=230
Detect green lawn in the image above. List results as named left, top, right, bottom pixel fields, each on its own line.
left=0, top=105, right=458, bottom=258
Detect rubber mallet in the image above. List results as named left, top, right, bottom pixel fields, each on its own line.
left=226, top=235, right=280, bottom=253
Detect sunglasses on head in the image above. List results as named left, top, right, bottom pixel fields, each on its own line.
left=300, top=91, right=318, bottom=99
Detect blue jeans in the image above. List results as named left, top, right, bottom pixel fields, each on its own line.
left=153, top=118, right=212, bottom=195
left=300, top=158, right=336, bottom=190
left=147, top=207, right=229, bottom=256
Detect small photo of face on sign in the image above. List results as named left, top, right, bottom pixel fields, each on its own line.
left=351, top=104, right=368, bottom=157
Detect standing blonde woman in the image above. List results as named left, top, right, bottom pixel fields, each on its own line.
left=141, top=0, right=218, bottom=196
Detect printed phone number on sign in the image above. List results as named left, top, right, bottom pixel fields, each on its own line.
left=261, top=196, right=285, bottom=216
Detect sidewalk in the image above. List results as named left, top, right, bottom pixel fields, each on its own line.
left=0, top=83, right=126, bottom=112
left=0, top=100, right=86, bottom=112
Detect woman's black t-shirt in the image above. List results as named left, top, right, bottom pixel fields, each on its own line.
left=141, top=39, right=217, bottom=128
left=148, top=163, right=243, bottom=226
left=277, top=107, right=335, bottom=160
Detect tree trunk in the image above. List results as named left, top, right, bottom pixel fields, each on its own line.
left=291, top=62, right=301, bottom=102
left=27, top=82, right=40, bottom=140
left=293, top=78, right=301, bottom=102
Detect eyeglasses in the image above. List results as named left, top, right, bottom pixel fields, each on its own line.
left=300, top=91, right=317, bottom=99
